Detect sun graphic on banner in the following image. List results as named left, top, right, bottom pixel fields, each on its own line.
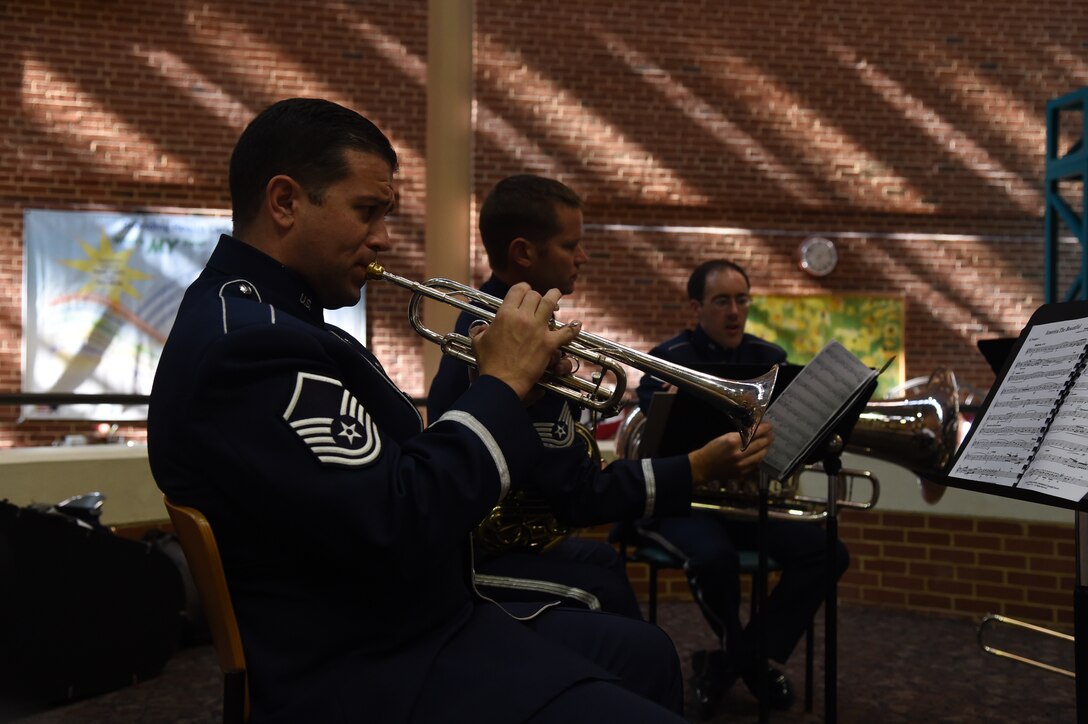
left=60, top=231, right=151, bottom=304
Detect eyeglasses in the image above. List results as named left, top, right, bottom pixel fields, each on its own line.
left=707, top=295, right=750, bottom=310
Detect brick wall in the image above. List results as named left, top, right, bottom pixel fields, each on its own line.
left=0, top=0, right=428, bottom=444
left=3, top=0, right=1087, bottom=624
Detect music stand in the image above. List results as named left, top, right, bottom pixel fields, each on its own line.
left=945, top=303, right=1088, bottom=721
left=642, top=362, right=876, bottom=724
left=792, top=372, right=879, bottom=724
left=976, top=336, right=1017, bottom=375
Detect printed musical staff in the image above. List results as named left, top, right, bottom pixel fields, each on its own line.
left=950, top=317, right=1088, bottom=501
left=761, top=340, right=881, bottom=481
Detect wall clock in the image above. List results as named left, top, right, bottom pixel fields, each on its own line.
left=797, top=236, right=838, bottom=277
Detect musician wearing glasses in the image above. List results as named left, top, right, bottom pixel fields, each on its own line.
left=148, top=98, right=778, bottom=723
left=634, top=259, right=851, bottom=717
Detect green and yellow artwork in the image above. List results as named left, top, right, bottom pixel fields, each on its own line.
left=747, top=295, right=905, bottom=399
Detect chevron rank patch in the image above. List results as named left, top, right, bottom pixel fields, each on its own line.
left=533, top=400, right=576, bottom=449
left=283, top=372, right=382, bottom=467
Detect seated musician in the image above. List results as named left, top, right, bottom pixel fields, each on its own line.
left=634, top=259, right=851, bottom=717
left=148, top=98, right=769, bottom=723
left=429, top=175, right=653, bottom=618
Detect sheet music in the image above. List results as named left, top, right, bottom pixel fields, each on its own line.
left=1019, top=364, right=1088, bottom=500
left=760, top=340, right=878, bottom=481
left=949, top=318, right=1088, bottom=488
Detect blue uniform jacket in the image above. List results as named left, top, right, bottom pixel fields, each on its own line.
left=148, top=237, right=665, bottom=722
left=635, top=326, right=787, bottom=413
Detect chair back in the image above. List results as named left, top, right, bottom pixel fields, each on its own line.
left=164, top=497, right=248, bottom=722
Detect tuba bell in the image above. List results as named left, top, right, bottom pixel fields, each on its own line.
left=848, top=368, right=963, bottom=504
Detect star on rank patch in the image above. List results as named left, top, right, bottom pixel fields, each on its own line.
left=283, top=372, right=382, bottom=467
left=533, top=401, right=576, bottom=449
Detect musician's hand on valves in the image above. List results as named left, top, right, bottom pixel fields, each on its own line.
left=472, top=283, right=581, bottom=400
left=687, top=422, right=774, bottom=486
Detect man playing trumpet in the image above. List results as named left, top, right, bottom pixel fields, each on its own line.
left=149, top=99, right=770, bottom=723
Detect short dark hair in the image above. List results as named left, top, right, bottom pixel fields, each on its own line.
left=687, top=259, right=751, bottom=301
left=478, top=175, right=582, bottom=269
left=229, top=98, right=398, bottom=235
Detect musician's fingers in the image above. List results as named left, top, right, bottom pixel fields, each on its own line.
left=467, top=319, right=489, bottom=340
left=551, top=319, right=581, bottom=346
left=496, top=283, right=531, bottom=316
left=550, top=354, right=575, bottom=377
left=538, top=288, right=563, bottom=320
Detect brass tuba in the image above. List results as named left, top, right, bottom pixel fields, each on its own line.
left=848, top=368, right=963, bottom=504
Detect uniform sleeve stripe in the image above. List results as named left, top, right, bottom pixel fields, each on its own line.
left=437, top=410, right=511, bottom=500
left=472, top=573, right=601, bottom=612
left=641, top=458, right=657, bottom=518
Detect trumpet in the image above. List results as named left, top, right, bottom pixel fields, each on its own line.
left=366, top=261, right=777, bottom=448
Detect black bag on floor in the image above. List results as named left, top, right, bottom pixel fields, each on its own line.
left=0, top=498, right=183, bottom=705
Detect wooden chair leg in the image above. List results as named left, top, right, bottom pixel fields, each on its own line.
left=223, top=669, right=246, bottom=724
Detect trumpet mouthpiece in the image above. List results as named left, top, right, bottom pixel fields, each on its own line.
left=366, top=261, right=386, bottom=279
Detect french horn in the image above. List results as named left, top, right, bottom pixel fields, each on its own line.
left=473, top=423, right=600, bottom=554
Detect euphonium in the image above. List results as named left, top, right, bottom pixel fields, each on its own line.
left=614, top=367, right=965, bottom=518
left=366, top=261, right=777, bottom=448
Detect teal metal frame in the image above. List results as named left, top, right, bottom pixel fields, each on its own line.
left=1044, top=87, right=1088, bottom=302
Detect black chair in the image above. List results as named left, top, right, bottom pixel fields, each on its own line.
left=612, top=524, right=815, bottom=712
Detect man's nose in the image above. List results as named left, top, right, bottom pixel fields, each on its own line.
left=368, top=220, right=393, bottom=251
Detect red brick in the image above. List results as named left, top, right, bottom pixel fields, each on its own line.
left=927, top=578, right=972, bottom=596
left=906, top=530, right=952, bottom=546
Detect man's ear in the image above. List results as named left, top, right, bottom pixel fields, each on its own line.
left=266, top=175, right=301, bottom=231
left=508, top=237, right=538, bottom=269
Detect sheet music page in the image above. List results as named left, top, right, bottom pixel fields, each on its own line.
left=1019, top=360, right=1088, bottom=501
left=948, top=318, right=1088, bottom=489
left=760, top=340, right=877, bottom=481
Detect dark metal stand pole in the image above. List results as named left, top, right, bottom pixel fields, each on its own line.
left=823, top=435, right=843, bottom=724
left=1076, top=511, right=1088, bottom=721
left=757, top=469, right=769, bottom=724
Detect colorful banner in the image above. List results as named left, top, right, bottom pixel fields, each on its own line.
left=747, top=294, right=905, bottom=399
left=23, top=209, right=367, bottom=420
